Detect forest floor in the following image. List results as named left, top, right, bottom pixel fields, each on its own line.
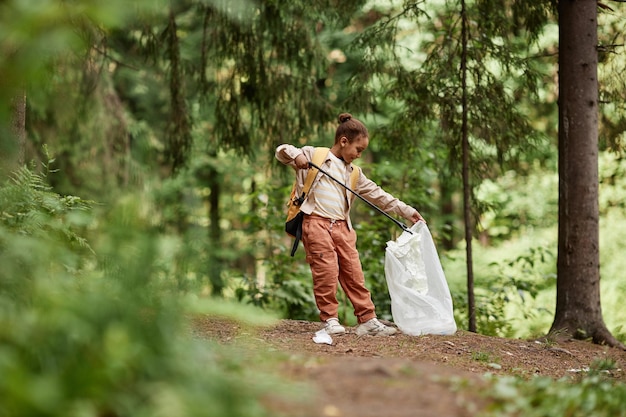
left=195, top=317, right=626, bottom=417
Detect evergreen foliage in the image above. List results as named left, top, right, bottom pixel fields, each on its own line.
left=4, top=0, right=626, bottom=414
left=349, top=0, right=555, bottom=227
left=2, top=0, right=626, bottom=358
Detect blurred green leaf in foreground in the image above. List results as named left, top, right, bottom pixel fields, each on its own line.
left=0, top=160, right=297, bottom=417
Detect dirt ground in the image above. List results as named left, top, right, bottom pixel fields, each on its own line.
left=195, top=317, right=626, bottom=417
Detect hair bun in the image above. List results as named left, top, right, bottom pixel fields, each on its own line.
left=338, top=113, right=353, bottom=123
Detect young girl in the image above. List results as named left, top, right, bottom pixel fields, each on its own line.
left=275, top=113, right=424, bottom=336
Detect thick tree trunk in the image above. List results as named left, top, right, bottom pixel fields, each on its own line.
left=551, top=0, right=623, bottom=348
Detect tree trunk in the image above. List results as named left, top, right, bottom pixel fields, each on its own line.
left=11, top=91, right=27, bottom=167
left=550, top=0, right=623, bottom=348
left=439, top=102, right=457, bottom=251
left=207, top=159, right=224, bottom=296
left=167, top=9, right=192, bottom=174
left=460, top=0, right=476, bottom=333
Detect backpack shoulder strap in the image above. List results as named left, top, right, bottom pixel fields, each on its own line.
left=302, top=147, right=329, bottom=194
left=349, top=165, right=360, bottom=190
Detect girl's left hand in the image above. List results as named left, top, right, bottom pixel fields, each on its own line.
left=411, top=210, right=425, bottom=224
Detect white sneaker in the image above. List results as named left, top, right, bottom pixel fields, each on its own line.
left=325, top=318, right=346, bottom=335
left=356, top=318, right=398, bottom=336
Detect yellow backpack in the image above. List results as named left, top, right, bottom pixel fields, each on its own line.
left=285, top=147, right=360, bottom=255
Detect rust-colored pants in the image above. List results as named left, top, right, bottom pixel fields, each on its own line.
left=301, top=214, right=377, bottom=324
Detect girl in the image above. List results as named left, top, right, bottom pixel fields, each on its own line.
left=276, top=113, right=423, bottom=336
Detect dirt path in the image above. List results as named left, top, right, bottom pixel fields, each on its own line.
left=196, top=318, right=626, bottom=417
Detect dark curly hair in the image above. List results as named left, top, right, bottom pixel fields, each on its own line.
left=334, top=113, right=368, bottom=144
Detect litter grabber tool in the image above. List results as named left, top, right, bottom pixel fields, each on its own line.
left=308, top=161, right=413, bottom=235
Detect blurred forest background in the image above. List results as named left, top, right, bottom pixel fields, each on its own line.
left=1, top=0, right=626, bottom=415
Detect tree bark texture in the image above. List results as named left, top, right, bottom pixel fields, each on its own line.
left=551, top=0, right=621, bottom=347
left=166, top=9, right=192, bottom=173
left=11, top=91, right=27, bottom=167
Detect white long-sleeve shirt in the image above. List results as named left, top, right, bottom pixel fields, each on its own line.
left=276, top=144, right=418, bottom=230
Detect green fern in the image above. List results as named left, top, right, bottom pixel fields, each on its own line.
left=0, top=156, right=94, bottom=254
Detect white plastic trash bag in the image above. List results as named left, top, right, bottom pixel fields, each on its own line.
left=385, top=221, right=457, bottom=336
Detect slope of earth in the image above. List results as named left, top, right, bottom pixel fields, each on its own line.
left=194, top=318, right=626, bottom=417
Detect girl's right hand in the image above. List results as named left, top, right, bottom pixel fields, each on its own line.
left=294, top=154, right=310, bottom=170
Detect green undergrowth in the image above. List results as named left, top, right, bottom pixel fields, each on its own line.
left=0, top=162, right=301, bottom=417
left=478, top=362, right=626, bottom=417
left=441, top=154, right=626, bottom=342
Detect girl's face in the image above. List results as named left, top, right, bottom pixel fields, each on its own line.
left=339, top=135, right=369, bottom=163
